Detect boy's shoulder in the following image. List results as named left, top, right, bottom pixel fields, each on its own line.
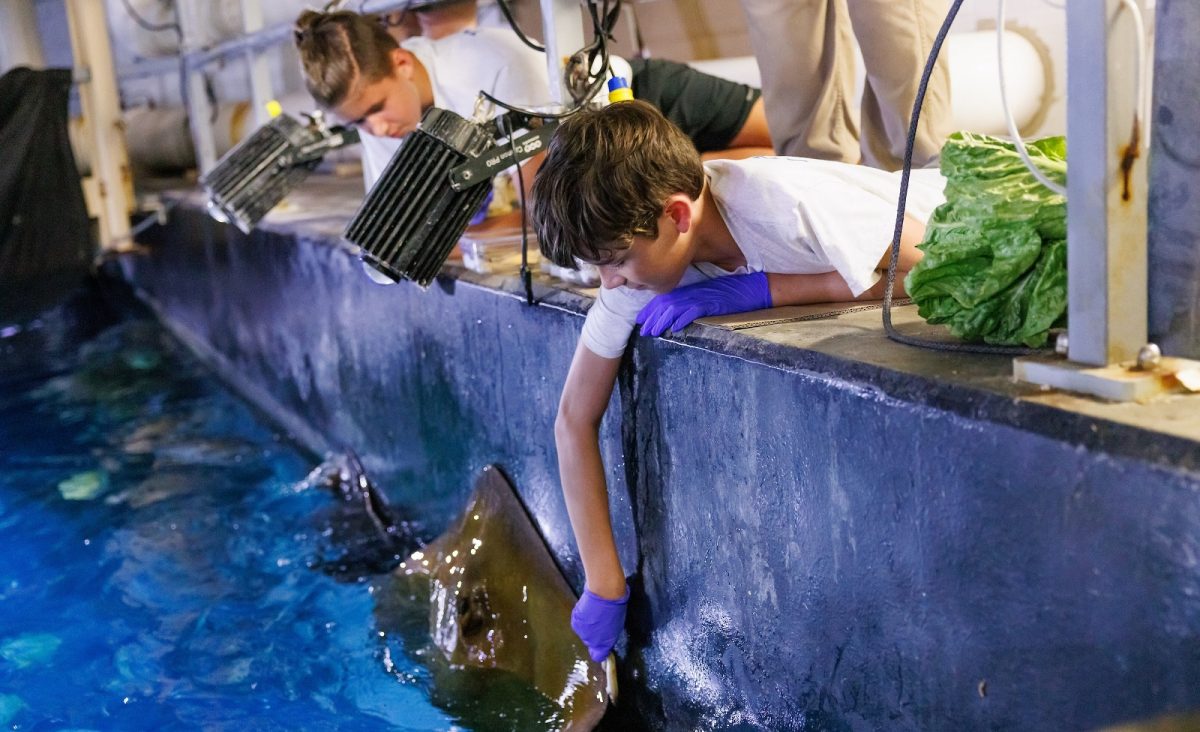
left=707, top=156, right=906, bottom=205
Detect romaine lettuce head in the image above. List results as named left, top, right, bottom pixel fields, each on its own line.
left=905, top=132, right=1067, bottom=347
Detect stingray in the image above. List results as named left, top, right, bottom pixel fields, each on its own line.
left=309, top=450, right=417, bottom=579
left=372, top=465, right=615, bottom=730
left=307, top=456, right=614, bottom=727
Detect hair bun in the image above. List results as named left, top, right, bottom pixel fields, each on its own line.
left=294, top=9, right=322, bottom=45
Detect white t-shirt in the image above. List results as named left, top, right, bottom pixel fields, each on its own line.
left=580, top=157, right=947, bottom=358
left=359, top=27, right=551, bottom=189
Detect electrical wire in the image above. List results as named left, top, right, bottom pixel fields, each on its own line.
left=882, top=0, right=1045, bottom=356
left=500, top=116, right=536, bottom=305
left=998, top=0, right=1147, bottom=199
left=495, top=0, right=545, bottom=52
left=477, top=0, right=622, bottom=302
left=484, top=0, right=620, bottom=120
left=1119, top=0, right=1149, bottom=134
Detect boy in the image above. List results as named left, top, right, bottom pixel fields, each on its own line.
left=530, top=100, right=945, bottom=661
left=295, top=9, right=548, bottom=191
left=293, top=10, right=772, bottom=195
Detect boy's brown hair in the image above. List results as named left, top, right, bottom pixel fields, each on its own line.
left=294, top=10, right=398, bottom=108
left=532, top=100, right=704, bottom=268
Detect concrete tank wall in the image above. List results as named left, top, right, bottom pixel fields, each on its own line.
left=119, top=200, right=1200, bottom=731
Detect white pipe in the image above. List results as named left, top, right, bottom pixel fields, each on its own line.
left=239, top=0, right=274, bottom=127
left=0, top=0, right=45, bottom=72
left=688, top=30, right=1051, bottom=138
left=70, top=102, right=254, bottom=175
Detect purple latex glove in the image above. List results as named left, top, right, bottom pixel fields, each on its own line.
left=468, top=186, right=495, bottom=226
left=571, top=585, right=630, bottom=662
left=636, top=271, right=772, bottom=337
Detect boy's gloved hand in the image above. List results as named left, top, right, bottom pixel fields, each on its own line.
left=636, top=271, right=772, bottom=337
left=571, top=584, right=630, bottom=662
left=468, top=186, right=495, bottom=226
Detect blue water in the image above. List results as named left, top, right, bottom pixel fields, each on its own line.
left=0, top=299, right=557, bottom=731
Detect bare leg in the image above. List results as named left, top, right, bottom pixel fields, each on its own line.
left=726, top=97, right=773, bottom=149
left=699, top=99, right=778, bottom=160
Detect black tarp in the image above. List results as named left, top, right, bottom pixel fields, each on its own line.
left=0, top=67, right=92, bottom=291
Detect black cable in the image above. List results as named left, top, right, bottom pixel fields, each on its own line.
left=501, top=116, right=536, bottom=305
left=119, top=0, right=181, bottom=37
left=495, top=0, right=545, bottom=52
left=882, top=0, right=1044, bottom=356
left=480, top=0, right=618, bottom=120
left=478, top=74, right=604, bottom=120
left=204, top=74, right=220, bottom=124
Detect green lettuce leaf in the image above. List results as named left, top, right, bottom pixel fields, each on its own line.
left=904, top=131, right=1068, bottom=347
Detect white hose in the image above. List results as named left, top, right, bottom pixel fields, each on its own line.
left=996, top=0, right=1148, bottom=199
left=1120, top=0, right=1148, bottom=131
left=997, top=0, right=1067, bottom=196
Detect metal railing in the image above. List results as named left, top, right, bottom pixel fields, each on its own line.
left=116, top=0, right=420, bottom=173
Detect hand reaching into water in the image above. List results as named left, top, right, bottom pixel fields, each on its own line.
left=636, top=272, right=772, bottom=337
left=571, top=585, right=630, bottom=662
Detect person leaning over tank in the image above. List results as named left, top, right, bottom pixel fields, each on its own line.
left=292, top=9, right=774, bottom=201
left=378, top=0, right=481, bottom=42
left=294, top=8, right=548, bottom=195
left=530, top=100, right=947, bottom=661
left=375, top=0, right=776, bottom=163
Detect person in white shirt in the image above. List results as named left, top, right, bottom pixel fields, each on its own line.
left=295, top=10, right=549, bottom=191
left=293, top=9, right=773, bottom=200
left=528, top=99, right=944, bottom=662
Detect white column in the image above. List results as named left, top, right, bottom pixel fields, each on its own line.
left=176, top=0, right=218, bottom=173
left=240, top=0, right=273, bottom=126
left=0, top=0, right=45, bottom=72
left=66, top=0, right=133, bottom=251
left=539, top=0, right=585, bottom=106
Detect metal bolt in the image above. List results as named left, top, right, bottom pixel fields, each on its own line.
left=1055, top=331, right=1069, bottom=356
left=1136, top=343, right=1162, bottom=371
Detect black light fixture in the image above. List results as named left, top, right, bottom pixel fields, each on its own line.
left=344, top=106, right=556, bottom=288
left=201, top=111, right=359, bottom=234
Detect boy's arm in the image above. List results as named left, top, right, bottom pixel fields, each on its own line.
left=769, top=212, right=928, bottom=304
left=555, top=339, right=628, bottom=600
left=766, top=270, right=859, bottom=306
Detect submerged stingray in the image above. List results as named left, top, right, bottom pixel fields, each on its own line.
left=309, top=450, right=417, bottom=579
left=376, top=465, right=614, bottom=730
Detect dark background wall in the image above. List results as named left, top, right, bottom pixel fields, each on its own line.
left=121, top=205, right=1200, bottom=731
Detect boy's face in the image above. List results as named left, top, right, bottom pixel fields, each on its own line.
left=596, top=209, right=694, bottom=293
left=331, top=50, right=423, bottom=139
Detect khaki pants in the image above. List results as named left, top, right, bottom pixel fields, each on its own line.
left=739, top=0, right=953, bottom=169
